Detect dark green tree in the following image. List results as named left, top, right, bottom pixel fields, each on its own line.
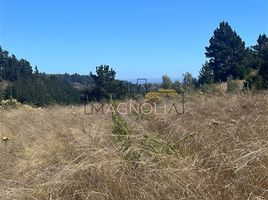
left=198, top=62, right=214, bottom=85
left=0, top=47, right=32, bottom=81
left=34, top=66, right=39, bottom=75
left=0, top=47, right=9, bottom=79
left=252, top=34, right=268, bottom=55
left=246, top=34, right=268, bottom=89
left=205, top=22, right=247, bottom=82
left=85, top=65, right=117, bottom=100
left=18, top=59, right=32, bottom=79
left=258, top=42, right=268, bottom=88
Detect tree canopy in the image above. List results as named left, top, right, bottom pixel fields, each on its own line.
left=205, top=22, right=247, bottom=82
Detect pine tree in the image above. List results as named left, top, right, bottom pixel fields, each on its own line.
left=253, top=34, right=268, bottom=55
left=258, top=42, right=268, bottom=88
left=198, top=62, right=214, bottom=85
left=0, top=47, right=9, bottom=80
left=248, top=34, right=268, bottom=89
left=205, top=22, right=247, bottom=82
left=87, top=65, right=117, bottom=100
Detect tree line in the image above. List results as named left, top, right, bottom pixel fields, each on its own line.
left=0, top=21, right=267, bottom=106
left=162, top=22, right=268, bottom=92
left=0, top=49, right=129, bottom=105
left=199, top=22, right=268, bottom=89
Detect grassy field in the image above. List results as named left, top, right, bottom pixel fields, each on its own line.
left=0, top=93, right=268, bottom=199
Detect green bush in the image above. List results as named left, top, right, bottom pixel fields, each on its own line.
left=246, top=74, right=263, bottom=90
left=112, top=114, right=130, bottom=141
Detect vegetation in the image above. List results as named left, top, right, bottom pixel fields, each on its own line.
left=83, top=65, right=128, bottom=101
left=253, top=35, right=268, bottom=88
left=145, top=89, right=179, bottom=103
left=0, top=20, right=268, bottom=199
left=199, top=22, right=268, bottom=90
left=0, top=48, right=129, bottom=105
left=1, top=93, right=267, bottom=199
left=1, top=21, right=268, bottom=106
left=198, top=61, right=214, bottom=85
left=226, top=76, right=240, bottom=94
left=161, top=75, right=173, bottom=89
left=205, top=22, right=247, bottom=82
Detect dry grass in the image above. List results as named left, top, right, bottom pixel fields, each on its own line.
left=0, top=93, right=268, bottom=199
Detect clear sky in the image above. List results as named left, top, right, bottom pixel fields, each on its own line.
left=0, top=0, right=267, bottom=80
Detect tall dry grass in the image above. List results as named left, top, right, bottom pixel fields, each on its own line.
left=0, top=93, right=267, bottom=199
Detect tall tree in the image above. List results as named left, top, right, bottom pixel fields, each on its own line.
left=0, top=47, right=9, bottom=80
left=258, top=40, right=268, bottom=88
left=252, top=34, right=268, bottom=55
left=205, top=22, right=247, bottom=82
left=259, top=59, right=268, bottom=89
left=86, top=65, right=117, bottom=100
left=246, top=34, right=268, bottom=89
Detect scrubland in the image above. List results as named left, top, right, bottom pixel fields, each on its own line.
left=0, top=93, right=268, bottom=199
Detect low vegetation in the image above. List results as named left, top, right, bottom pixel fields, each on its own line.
left=145, top=89, right=179, bottom=103
left=0, top=19, right=267, bottom=200
left=1, top=93, right=267, bottom=199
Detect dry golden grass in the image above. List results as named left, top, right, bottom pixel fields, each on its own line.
left=0, top=93, right=268, bottom=199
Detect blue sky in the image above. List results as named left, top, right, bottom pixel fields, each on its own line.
left=0, top=0, right=267, bottom=80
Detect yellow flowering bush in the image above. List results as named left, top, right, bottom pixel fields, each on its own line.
left=145, top=89, right=179, bottom=103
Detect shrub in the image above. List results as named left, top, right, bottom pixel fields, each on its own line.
left=145, top=92, right=162, bottom=103
left=200, top=83, right=221, bottom=94
left=112, top=113, right=130, bottom=141
left=0, top=99, right=22, bottom=108
left=0, top=99, right=33, bottom=110
left=145, top=89, right=179, bottom=103
left=246, top=74, right=263, bottom=90
left=227, top=76, right=240, bottom=93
